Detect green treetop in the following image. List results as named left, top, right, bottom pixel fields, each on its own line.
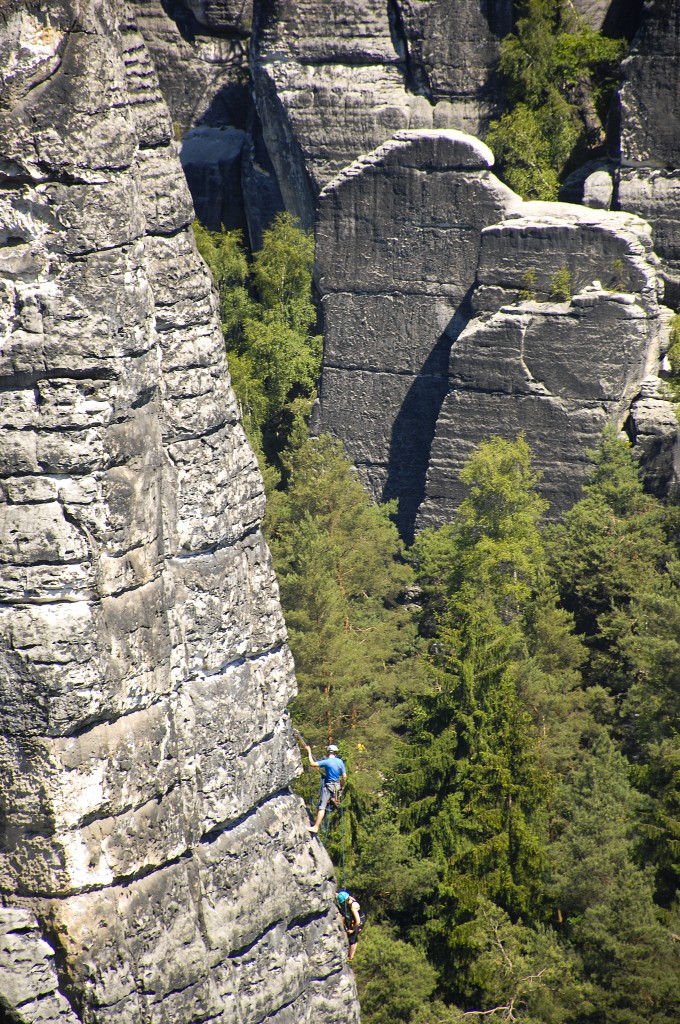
left=391, top=438, right=580, bottom=997
left=486, top=0, right=626, bottom=200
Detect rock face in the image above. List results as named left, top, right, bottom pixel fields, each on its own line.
left=615, top=0, right=680, bottom=306
left=130, top=0, right=511, bottom=236
left=126, top=0, right=251, bottom=135
left=0, top=3, right=359, bottom=1022
left=251, top=0, right=511, bottom=226
left=315, top=130, right=676, bottom=537
left=0, top=908, right=81, bottom=1023
left=393, top=0, right=512, bottom=120
left=419, top=205, right=666, bottom=527
left=315, top=130, right=518, bottom=538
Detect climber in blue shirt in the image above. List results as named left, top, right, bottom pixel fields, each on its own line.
left=303, top=742, right=347, bottom=833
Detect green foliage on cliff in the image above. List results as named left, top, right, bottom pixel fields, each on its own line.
left=486, top=0, right=627, bottom=199
left=193, top=213, right=321, bottom=470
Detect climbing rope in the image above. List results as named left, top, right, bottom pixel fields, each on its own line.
left=340, top=792, right=347, bottom=890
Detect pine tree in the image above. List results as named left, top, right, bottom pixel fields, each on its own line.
left=266, top=433, right=428, bottom=830
left=546, top=427, right=673, bottom=699
left=550, top=736, right=680, bottom=1024
left=392, top=438, right=579, bottom=998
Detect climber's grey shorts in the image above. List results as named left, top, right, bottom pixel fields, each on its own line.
left=318, top=782, right=340, bottom=811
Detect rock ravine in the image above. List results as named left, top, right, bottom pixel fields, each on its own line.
left=0, top=2, right=359, bottom=1022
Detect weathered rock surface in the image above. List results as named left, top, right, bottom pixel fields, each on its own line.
left=628, top=374, right=680, bottom=499
left=126, top=0, right=250, bottom=135
left=615, top=0, right=680, bottom=305
left=0, top=3, right=359, bottom=1022
left=0, top=908, right=81, bottom=1023
left=315, top=130, right=675, bottom=535
left=393, top=0, right=512, bottom=127
left=315, top=129, right=518, bottom=538
left=420, top=283, right=664, bottom=527
left=250, top=0, right=510, bottom=226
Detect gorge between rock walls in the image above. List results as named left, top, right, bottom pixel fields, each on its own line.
left=0, top=0, right=679, bottom=1021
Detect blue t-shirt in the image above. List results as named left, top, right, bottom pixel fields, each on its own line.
left=316, top=755, right=346, bottom=784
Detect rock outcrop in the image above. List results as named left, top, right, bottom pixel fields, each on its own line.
left=315, top=130, right=518, bottom=538
left=129, top=0, right=679, bottom=525
left=392, top=0, right=512, bottom=121
left=419, top=205, right=667, bottom=527
left=0, top=3, right=359, bottom=1022
left=250, top=0, right=511, bottom=227
left=129, top=1, right=511, bottom=236
left=614, top=0, right=680, bottom=306
left=126, top=0, right=251, bottom=135
left=314, top=129, right=676, bottom=537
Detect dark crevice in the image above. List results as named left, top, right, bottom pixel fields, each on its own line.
left=199, top=785, right=292, bottom=846
left=32, top=912, right=84, bottom=1022
left=160, top=0, right=250, bottom=43
left=603, top=0, right=646, bottom=43
left=0, top=367, right=117, bottom=390
left=169, top=520, right=263, bottom=562
left=73, top=779, right=181, bottom=833
left=387, top=0, right=431, bottom=98
left=257, top=51, right=398, bottom=70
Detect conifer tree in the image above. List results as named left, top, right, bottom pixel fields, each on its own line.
left=266, top=433, right=427, bottom=820
left=392, top=437, right=582, bottom=998
left=551, top=736, right=680, bottom=1023
left=546, top=430, right=680, bottom=903
left=546, top=427, right=672, bottom=699
left=193, top=214, right=321, bottom=466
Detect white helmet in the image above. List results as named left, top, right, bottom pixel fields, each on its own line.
left=327, top=744, right=339, bottom=753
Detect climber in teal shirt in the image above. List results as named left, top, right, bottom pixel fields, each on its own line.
left=303, top=743, right=347, bottom=833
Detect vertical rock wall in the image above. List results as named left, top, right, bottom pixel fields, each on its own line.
left=314, top=129, right=674, bottom=536
left=251, top=0, right=511, bottom=227
left=0, top=2, right=359, bottom=1021
left=315, top=130, right=518, bottom=539
left=131, top=0, right=512, bottom=237
left=615, top=0, right=680, bottom=307
left=419, top=204, right=668, bottom=527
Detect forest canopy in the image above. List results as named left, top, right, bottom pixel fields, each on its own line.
left=195, top=217, right=680, bottom=1024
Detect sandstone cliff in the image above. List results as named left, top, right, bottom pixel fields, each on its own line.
left=126, top=0, right=680, bottom=541
left=129, top=0, right=513, bottom=238
left=314, top=129, right=677, bottom=539
left=0, top=2, right=359, bottom=1021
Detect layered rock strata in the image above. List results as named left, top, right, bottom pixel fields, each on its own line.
left=392, top=0, right=512, bottom=120
left=128, top=1, right=513, bottom=241
left=315, top=130, right=518, bottom=538
left=251, top=0, right=510, bottom=226
left=419, top=205, right=667, bottom=527
left=315, top=129, right=676, bottom=537
left=0, top=3, right=358, bottom=1022
left=612, top=0, right=680, bottom=306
